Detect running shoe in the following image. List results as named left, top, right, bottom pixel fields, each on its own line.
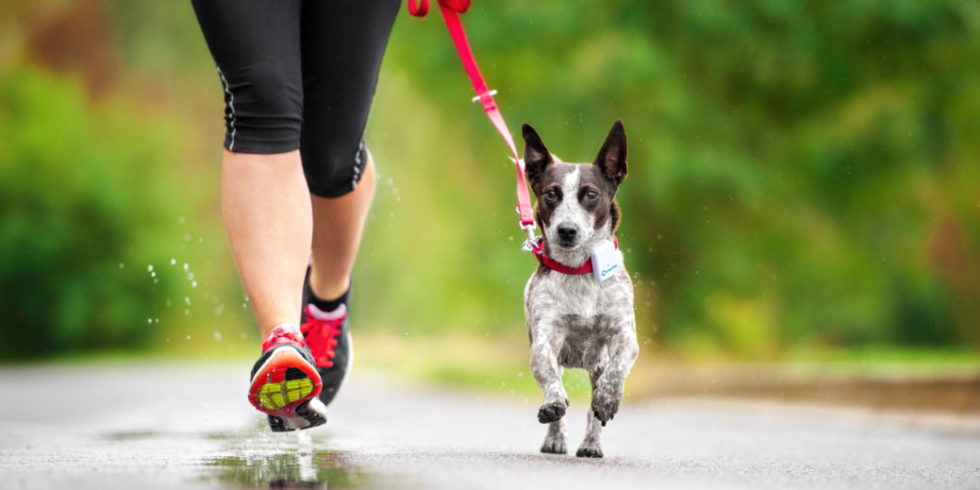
left=248, top=323, right=328, bottom=432
left=300, top=272, right=353, bottom=406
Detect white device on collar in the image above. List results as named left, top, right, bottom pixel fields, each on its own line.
left=591, top=240, right=620, bottom=282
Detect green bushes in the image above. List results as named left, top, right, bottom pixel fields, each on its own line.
left=4, top=1, right=979, bottom=360
left=376, top=0, right=980, bottom=353
left=0, top=66, right=185, bottom=357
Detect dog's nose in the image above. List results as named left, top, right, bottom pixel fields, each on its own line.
left=557, top=224, right=578, bottom=242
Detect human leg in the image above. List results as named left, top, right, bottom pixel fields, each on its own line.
left=300, top=0, right=398, bottom=298
left=308, top=152, right=376, bottom=301
left=296, top=0, right=399, bottom=405
left=192, top=0, right=327, bottom=430
left=221, top=150, right=311, bottom=338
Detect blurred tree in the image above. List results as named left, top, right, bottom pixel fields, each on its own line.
left=3, top=0, right=977, bottom=358
left=0, top=66, right=183, bottom=357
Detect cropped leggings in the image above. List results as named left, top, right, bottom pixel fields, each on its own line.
left=191, top=0, right=400, bottom=197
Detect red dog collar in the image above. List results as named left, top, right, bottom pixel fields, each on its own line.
left=532, top=237, right=618, bottom=275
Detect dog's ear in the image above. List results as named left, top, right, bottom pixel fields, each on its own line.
left=522, top=123, right=553, bottom=183
left=593, top=120, right=627, bottom=186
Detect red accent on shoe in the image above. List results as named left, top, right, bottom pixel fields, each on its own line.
left=262, top=324, right=307, bottom=353
left=247, top=346, right=323, bottom=417
left=300, top=305, right=347, bottom=368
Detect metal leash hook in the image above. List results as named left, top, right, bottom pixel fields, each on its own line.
left=519, top=218, right=539, bottom=253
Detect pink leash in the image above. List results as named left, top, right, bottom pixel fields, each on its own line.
left=408, top=0, right=538, bottom=249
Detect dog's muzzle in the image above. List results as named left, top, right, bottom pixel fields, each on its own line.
left=556, top=224, right=579, bottom=248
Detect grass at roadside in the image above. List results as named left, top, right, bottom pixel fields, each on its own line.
left=16, top=329, right=979, bottom=413
left=354, top=331, right=980, bottom=412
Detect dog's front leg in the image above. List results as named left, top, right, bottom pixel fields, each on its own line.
left=529, top=320, right=569, bottom=424
left=590, top=325, right=639, bottom=426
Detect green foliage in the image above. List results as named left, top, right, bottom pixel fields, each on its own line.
left=4, top=1, right=979, bottom=359
left=372, top=0, right=980, bottom=353
left=0, top=66, right=185, bottom=357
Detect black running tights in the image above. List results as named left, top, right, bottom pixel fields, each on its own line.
left=191, top=0, right=400, bottom=197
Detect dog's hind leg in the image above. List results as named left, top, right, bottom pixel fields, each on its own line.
left=540, top=418, right=567, bottom=454
left=576, top=410, right=603, bottom=458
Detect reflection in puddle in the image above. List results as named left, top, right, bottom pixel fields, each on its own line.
left=203, top=450, right=369, bottom=488
left=202, top=431, right=371, bottom=489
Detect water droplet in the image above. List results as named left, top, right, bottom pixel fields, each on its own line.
left=191, top=281, right=198, bottom=288
left=118, top=263, right=125, bottom=269
left=183, top=263, right=189, bottom=271
left=147, top=265, right=154, bottom=272
left=186, top=335, right=191, bottom=340
left=187, top=272, right=195, bottom=281
left=213, top=331, right=223, bottom=342
left=150, top=271, right=156, bottom=278
left=184, top=297, right=192, bottom=306
left=178, top=216, right=186, bottom=225
left=184, top=309, right=190, bottom=315
left=147, top=318, right=153, bottom=324
left=170, top=259, right=176, bottom=265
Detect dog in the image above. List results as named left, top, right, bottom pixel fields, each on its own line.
left=522, top=120, right=639, bottom=458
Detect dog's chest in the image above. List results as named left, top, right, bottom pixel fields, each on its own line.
left=525, top=266, right=634, bottom=367
left=534, top=272, right=605, bottom=318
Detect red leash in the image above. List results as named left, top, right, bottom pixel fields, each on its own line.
left=408, top=0, right=537, bottom=247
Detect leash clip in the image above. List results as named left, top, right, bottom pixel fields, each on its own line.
left=520, top=222, right=538, bottom=253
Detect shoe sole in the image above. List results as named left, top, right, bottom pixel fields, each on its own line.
left=248, top=347, right=322, bottom=418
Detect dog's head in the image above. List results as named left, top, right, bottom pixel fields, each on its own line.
left=522, top=120, right=627, bottom=261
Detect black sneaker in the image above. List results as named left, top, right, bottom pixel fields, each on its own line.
left=248, top=324, right=328, bottom=432
left=300, top=272, right=352, bottom=406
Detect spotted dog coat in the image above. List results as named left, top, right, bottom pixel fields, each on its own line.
left=522, top=121, right=639, bottom=458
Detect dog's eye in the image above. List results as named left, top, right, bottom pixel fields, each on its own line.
left=544, top=188, right=559, bottom=202
left=584, top=189, right=598, bottom=201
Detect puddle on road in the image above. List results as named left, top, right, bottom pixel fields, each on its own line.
left=202, top=450, right=369, bottom=489
left=199, top=423, right=375, bottom=489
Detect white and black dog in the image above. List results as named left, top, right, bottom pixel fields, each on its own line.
left=522, top=120, right=639, bottom=458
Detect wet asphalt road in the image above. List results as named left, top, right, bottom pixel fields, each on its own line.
left=1, top=362, right=978, bottom=489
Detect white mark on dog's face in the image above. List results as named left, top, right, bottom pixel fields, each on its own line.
left=547, top=165, right=591, bottom=250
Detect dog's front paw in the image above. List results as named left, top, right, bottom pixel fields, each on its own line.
left=576, top=444, right=603, bottom=458
left=591, top=388, right=621, bottom=426
left=537, top=401, right=567, bottom=423
left=540, top=434, right=567, bottom=454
